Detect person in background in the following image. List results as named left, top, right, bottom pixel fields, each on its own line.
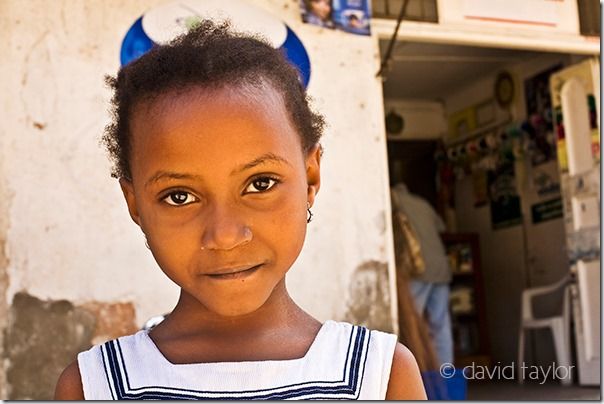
left=391, top=181, right=454, bottom=367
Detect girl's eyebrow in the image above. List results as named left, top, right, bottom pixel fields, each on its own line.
left=145, top=172, right=203, bottom=188
left=145, top=153, right=291, bottom=188
left=231, top=153, right=291, bottom=175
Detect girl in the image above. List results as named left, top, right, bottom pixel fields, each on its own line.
left=54, top=20, right=426, bottom=400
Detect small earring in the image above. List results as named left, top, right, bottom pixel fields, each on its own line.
left=307, top=202, right=313, bottom=223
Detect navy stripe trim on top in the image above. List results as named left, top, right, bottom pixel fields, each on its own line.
left=101, top=325, right=371, bottom=400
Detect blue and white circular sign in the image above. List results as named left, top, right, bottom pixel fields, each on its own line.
left=120, top=0, right=311, bottom=87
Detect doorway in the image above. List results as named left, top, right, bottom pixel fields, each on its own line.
left=381, top=40, right=589, bottom=371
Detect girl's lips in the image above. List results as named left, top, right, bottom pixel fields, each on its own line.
left=205, top=264, right=263, bottom=280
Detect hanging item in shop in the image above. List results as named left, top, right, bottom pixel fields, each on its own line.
left=471, top=168, right=488, bottom=207
left=529, top=161, right=562, bottom=224
left=119, top=0, right=312, bottom=87
left=524, top=65, right=562, bottom=166
left=434, top=144, right=457, bottom=232
left=488, top=161, right=522, bottom=230
left=531, top=197, right=563, bottom=224
left=385, top=110, right=404, bottom=135
left=448, top=106, right=477, bottom=139
left=299, top=0, right=372, bottom=36
left=532, top=166, right=561, bottom=197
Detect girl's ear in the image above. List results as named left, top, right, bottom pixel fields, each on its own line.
left=305, top=143, right=322, bottom=206
left=119, top=178, right=142, bottom=227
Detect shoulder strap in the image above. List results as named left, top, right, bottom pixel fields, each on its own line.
left=77, top=342, right=115, bottom=400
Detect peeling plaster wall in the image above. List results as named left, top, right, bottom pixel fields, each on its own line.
left=0, top=99, right=10, bottom=399
left=343, top=260, right=393, bottom=333
left=3, top=293, right=137, bottom=399
left=2, top=0, right=396, bottom=398
left=4, top=293, right=96, bottom=400
left=2, top=0, right=182, bottom=328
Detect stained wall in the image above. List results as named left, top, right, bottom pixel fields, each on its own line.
left=0, top=0, right=395, bottom=398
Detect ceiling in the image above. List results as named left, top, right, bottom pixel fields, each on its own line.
left=379, top=40, right=564, bottom=100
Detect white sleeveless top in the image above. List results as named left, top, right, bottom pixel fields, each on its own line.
left=77, top=320, right=398, bottom=400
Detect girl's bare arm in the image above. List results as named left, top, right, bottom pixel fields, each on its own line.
left=54, top=360, right=85, bottom=400
left=385, top=343, right=428, bottom=400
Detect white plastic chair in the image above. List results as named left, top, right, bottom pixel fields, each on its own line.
left=517, top=274, right=573, bottom=385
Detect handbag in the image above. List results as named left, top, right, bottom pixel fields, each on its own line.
left=391, top=191, right=425, bottom=277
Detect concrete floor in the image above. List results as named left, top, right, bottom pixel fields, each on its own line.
left=466, top=380, right=601, bottom=400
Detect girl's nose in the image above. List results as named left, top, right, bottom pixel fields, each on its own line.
left=200, top=204, right=253, bottom=251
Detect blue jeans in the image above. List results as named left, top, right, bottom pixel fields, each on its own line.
left=409, top=280, right=454, bottom=366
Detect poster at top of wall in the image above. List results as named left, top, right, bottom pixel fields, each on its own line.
left=299, top=0, right=371, bottom=35
left=463, top=0, right=558, bottom=27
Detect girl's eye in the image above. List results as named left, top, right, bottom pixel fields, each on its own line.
left=162, top=191, right=198, bottom=206
left=245, top=176, right=279, bottom=193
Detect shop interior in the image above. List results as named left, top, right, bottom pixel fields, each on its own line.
left=380, top=39, right=599, bottom=396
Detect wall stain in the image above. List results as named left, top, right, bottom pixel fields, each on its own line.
left=3, top=293, right=137, bottom=399
left=32, top=121, right=46, bottom=130
left=3, top=293, right=95, bottom=400
left=0, top=162, right=12, bottom=398
left=344, top=260, right=393, bottom=333
left=0, top=236, right=9, bottom=398
left=374, top=210, right=386, bottom=234
left=81, top=301, right=137, bottom=346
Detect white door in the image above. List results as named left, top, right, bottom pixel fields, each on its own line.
left=549, top=57, right=601, bottom=384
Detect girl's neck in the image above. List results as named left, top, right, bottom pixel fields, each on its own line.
left=156, top=280, right=315, bottom=339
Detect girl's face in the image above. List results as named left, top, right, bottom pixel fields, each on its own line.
left=120, top=85, right=321, bottom=318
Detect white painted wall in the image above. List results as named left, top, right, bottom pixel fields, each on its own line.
left=383, top=99, right=446, bottom=140
left=1, top=0, right=396, bottom=330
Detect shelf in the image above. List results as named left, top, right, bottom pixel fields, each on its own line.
left=443, top=232, right=491, bottom=364
left=452, top=271, right=474, bottom=277
left=452, top=312, right=477, bottom=319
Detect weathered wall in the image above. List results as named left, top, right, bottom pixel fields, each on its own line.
left=0, top=111, right=9, bottom=400
left=1, top=0, right=395, bottom=398
left=3, top=293, right=137, bottom=399
left=383, top=99, right=447, bottom=140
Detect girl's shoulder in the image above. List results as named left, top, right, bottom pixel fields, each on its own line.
left=327, top=322, right=426, bottom=399
left=76, top=330, right=149, bottom=400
